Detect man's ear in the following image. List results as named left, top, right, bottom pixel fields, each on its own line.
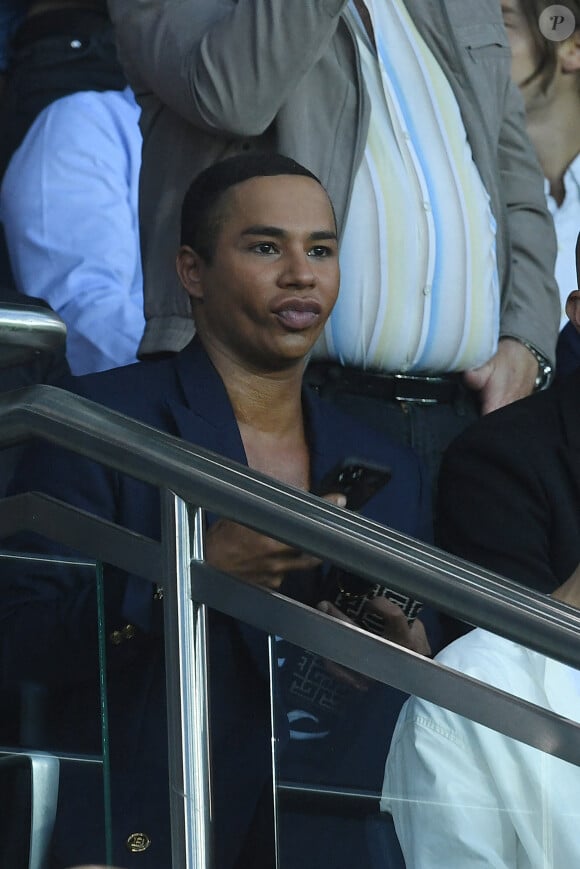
left=558, top=30, right=580, bottom=74
left=566, top=234, right=580, bottom=330
left=176, top=245, right=206, bottom=301
left=565, top=289, right=580, bottom=331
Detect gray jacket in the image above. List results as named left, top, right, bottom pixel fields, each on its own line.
left=108, top=0, right=560, bottom=362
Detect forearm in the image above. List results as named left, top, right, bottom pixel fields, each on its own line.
left=108, top=0, right=348, bottom=135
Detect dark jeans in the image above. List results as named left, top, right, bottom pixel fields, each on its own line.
left=304, top=377, right=480, bottom=503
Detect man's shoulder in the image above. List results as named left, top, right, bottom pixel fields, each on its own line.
left=58, top=354, right=181, bottom=423
left=446, top=380, right=567, bottom=461
left=397, top=628, right=536, bottom=750
left=436, top=628, right=523, bottom=680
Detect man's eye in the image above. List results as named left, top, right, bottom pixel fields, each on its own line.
left=308, top=246, right=333, bottom=257
left=252, top=242, right=278, bottom=254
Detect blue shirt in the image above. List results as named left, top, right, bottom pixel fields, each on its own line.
left=0, top=86, right=145, bottom=374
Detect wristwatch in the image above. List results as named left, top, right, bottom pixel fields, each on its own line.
left=521, top=341, right=553, bottom=391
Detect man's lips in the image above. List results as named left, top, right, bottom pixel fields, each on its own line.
left=272, top=298, right=322, bottom=331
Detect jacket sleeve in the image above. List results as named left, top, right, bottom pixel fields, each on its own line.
left=107, top=0, right=348, bottom=136
left=496, top=78, right=560, bottom=364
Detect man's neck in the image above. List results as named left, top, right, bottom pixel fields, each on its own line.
left=526, top=91, right=580, bottom=207
left=208, top=344, right=311, bottom=488
left=205, top=341, right=306, bottom=434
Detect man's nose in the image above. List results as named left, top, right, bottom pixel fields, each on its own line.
left=280, top=249, right=316, bottom=286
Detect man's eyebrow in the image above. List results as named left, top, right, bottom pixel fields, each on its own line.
left=241, top=225, right=285, bottom=238
left=310, top=230, right=338, bottom=242
left=241, top=225, right=337, bottom=241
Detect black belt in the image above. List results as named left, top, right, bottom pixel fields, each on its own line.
left=306, top=362, right=464, bottom=404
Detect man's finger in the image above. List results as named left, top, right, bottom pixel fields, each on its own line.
left=317, top=599, right=356, bottom=623
left=364, top=597, right=431, bottom=654
left=316, top=602, right=370, bottom=689
left=321, top=492, right=348, bottom=508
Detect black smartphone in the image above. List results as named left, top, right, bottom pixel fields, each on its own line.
left=316, top=458, right=422, bottom=626
left=314, top=457, right=392, bottom=510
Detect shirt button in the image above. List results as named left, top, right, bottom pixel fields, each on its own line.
left=126, top=832, right=151, bottom=853
left=422, top=201, right=431, bottom=212
left=70, top=39, right=82, bottom=49
left=423, top=285, right=432, bottom=296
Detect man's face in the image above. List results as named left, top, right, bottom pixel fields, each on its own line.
left=182, top=174, right=339, bottom=372
left=502, top=1, right=541, bottom=99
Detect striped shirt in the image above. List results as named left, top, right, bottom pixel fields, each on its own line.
left=314, top=0, right=500, bottom=373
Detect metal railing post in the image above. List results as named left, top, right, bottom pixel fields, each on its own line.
left=162, top=491, right=212, bottom=868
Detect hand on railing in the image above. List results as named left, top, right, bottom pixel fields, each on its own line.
left=315, top=598, right=432, bottom=691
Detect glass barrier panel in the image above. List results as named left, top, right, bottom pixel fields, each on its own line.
left=381, top=623, right=580, bottom=869
left=0, top=550, right=113, bottom=868
left=272, top=612, right=580, bottom=869
left=271, top=624, right=406, bottom=869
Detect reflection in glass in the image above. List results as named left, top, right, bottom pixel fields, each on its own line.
left=0, top=551, right=112, bottom=866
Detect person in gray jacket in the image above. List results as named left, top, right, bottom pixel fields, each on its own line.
left=107, top=0, right=560, bottom=486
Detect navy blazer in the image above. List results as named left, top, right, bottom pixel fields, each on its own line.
left=2, top=338, right=432, bottom=868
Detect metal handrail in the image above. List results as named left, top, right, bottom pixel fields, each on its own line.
left=1, top=383, right=579, bottom=669
left=2, top=383, right=580, bottom=866
left=0, top=304, right=66, bottom=368
left=2, top=495, right=579, bottom=766
left=1, top=383, right=580, bottom=757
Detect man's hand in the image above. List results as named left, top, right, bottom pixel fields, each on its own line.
left=206, top=519, right=321, bottom=590
left=552, top=561, right=580, bottom=609
left=206, top=493, right=346, bottom=590
left=315, top=597, right=431, bottom=690
left=463, top=337, right=538, bottom=415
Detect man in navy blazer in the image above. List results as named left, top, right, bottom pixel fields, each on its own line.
left=1, top=154, right=434, bottom=868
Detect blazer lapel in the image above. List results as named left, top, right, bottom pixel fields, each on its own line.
left=165, top=337, right=247, bottom=466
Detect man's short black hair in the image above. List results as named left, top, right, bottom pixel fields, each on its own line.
left=180, top=152, right=324, bottom=262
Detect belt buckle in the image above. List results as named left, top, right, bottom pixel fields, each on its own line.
left=393, top=373, right=439, bottom=404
